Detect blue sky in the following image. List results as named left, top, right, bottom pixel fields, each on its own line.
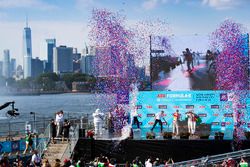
left=0, top=0, right=250, bottom=65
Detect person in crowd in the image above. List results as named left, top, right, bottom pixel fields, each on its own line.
left=153, top=158, right=160, bottom=166
left=50, top=119, right=57, bottom=144
left=0, top=155, right=10, bottom=167
left=239, top=157, right=248, bottom=167
left=184, top=48, right=193, bottom=72
left=54, top=159, right=61, bottom=167
left=69, top=159, right=76, bottom=167
left=134, top=156, right=143, bottom=167
left=173, top=110, right=181, bottom=136
left=55, top=110, right=64, bottom=137
left=221, top=157, right=236, bottom=167
left=23, top=132, right=34, bottom=154
left=13, top=154, right=23, bottom=167
left=151, top=111, right=167, bottom=133
left=76, top=157, right=86, bottom=167
left=30, top=150, right=41, bottom=167
left=186, top=110, right=196, bottom=135
left=92, top=157, right=100, bottom=167
left=145, top=158, right=152, bottom=167
left=132, top=109, right=141, bottom=129
left=165, top=158, right=174, bottom=167
left=93, top=108, right=105, bottom=136
left=62, top=119, right=71, bottom=142
left=42, top=159, right=51, bottom=167
left=62, top=158, right=71, bottom=167
left=109, top=158, right=116, bottom=167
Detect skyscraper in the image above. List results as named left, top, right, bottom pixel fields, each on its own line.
left=3, top=49, right=10, bottom=78
left=85, top=55, right=95, bottom=75
left=23, top=20, right=32, bottom=78
left=0, top=61, right=3, bottom=76
left=53, top=45, right=73, bottom=74
left=81, top=45, right=95, bottom=75
left=73, top=48, right=81, bottom=72
left=80, top=55, right=86, bottom=74
left=31, top=57, right=44, bottom=78
left=10, top=58, right=16, bottom=77
left=45, top=38, right=56, bottom=72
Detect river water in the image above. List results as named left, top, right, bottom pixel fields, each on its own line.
left=0, top=93, right=100, bottom=122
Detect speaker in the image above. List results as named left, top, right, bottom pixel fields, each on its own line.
left=79, top=128, right=85, bottom=138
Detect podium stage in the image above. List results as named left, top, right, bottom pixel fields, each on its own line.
left=74, top=138, right=250, bottom=163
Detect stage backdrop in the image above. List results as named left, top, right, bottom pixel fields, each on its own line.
left=130, top=91, right=250, bottom=139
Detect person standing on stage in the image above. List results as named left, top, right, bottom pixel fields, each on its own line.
left=186, top=110, right=196, bottom=135
left=62, top=119, right=70, bottom=142
left=132, top=110, right=141, bottom=129
left=151, top=110, right=166, bottom=133
left=55, top=110, right=64, bottom=137
left=184, top=48, right=193, bottom=72
left=50, top=119, right=57, bottom=144
left=93, top=108, right=105, bottom=136
left=173, top=110, right=180, bottom=136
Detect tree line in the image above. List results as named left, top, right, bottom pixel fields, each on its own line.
left=0, top=73, right=97, bottom=92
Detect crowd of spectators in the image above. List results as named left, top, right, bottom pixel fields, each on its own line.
left=1, top=152, right=249, bottom=167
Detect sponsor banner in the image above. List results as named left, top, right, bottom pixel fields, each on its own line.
left=0, top=138, right=47, bottom=153
left=130, top=91, right=250, bottom=139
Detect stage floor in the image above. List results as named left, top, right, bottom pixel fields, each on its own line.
left=95, top=127, right=234, bottom=140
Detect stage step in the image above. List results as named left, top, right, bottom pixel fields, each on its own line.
left=43, top=142, right=68, bottom=166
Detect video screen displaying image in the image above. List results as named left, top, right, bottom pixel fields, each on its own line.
left=151, top=34, right=249, bottom=91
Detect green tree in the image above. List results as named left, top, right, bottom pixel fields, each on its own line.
left=0, top=76, right=6, bottom=87
left=61, top=73, right=96, bottom=90
left=16, top=77, right=34, bottom=89
left=36, top=73, right=59, bottom=91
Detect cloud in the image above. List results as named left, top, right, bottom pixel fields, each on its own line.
left=0, top=0, right=58, bottom=10
left=142, top=0, right=180, bottom=10
left=75, top=0, right=95, bottom=9
left=142, top=0, right=158, bottom=10
left=202, top=0, right=243, bottom=10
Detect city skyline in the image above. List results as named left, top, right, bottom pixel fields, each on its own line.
left=0, top=0, right=250, bottom=65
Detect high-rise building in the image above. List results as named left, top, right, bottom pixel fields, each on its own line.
left=80, top=56, right=86, bottom=74
left=85, top=55, right=95, bottom=75
left=10, top=58, right=16, bottom=77
left=3, top=49, right=10, bottom=78
left=53, top=45, right=73, bottom=74
left=45, top=38, right=56, bottom=72
left=80, top=45, right=95, bottom=75
left=16, top=65, right=24, bottom=79
left=0, top=61, right=3, bottom=76
left=73, top=48, right=81, bottom=72
left=31, top=57, right=44, bottom=78
left=23, top=20, right=32, bottom=78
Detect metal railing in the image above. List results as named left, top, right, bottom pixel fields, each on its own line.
left=174, top=149, right=250, bottom=166
left=36, top=115, right=90, bottom=160
left=61, top=124, right=80, bottom=161
left=0, top=113, right=91, bottom=140
left=0, top=119, right=51, bottom=140
left=37, top=124, right=51, bottom=158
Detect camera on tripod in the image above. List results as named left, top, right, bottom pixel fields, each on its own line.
left=0, top=101, right=20, bottom=118
left=7, top=108, right=20, bottom=117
